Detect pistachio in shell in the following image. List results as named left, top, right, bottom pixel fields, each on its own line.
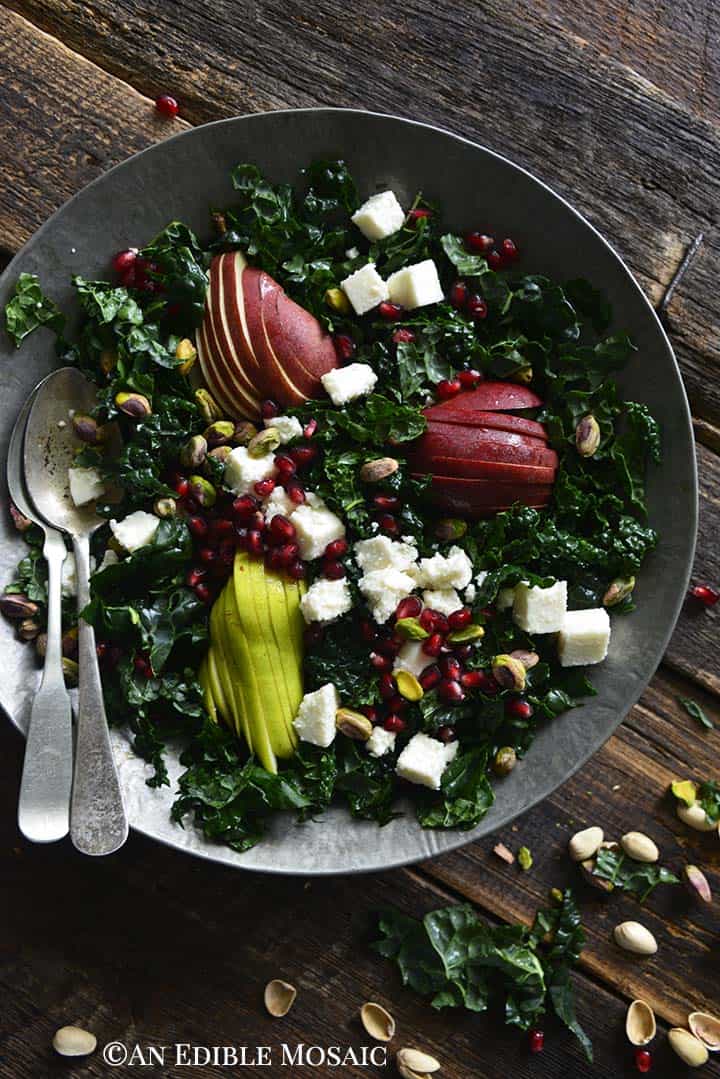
left=115, top=391, right=152, bottom=420
left=396, top=1047, right=441, bottom=1077
left=194, top=388, right=222, bottom=423
left=248, top=427, right=281, bottom=458
left=677, top=802, right=715, bottom=832
left=491, top=654, right=526, bottom=691
left=18, top=618, right=41, bottom=641
left=188, top=475, right=217, bottom=508
left=575, top=414, right=600, bottom=457
left=153, top=496, right=177, bottom=519
left=688, top=1011, right=720, bottom=1052
left=233, top=420, right=259, bottom=445
left=683, top=864, right=712, bottom=904
left=175, top=338, right=197, bottom=375
left=668, top=1028, right=709, bottom=1068
left=568, top=825, right=604, bottom=863
left=335, top=708, right=373, bottom=741
left=360, top=1001, right=396, bottom=1042
left=493, top=746, right=517, bottom=777
left=204, top=420, right=236, bottom=447
left=625, top=999, right=656, bottom=1046
left=0, top=593, right=39, bottom=621
left=52, top=1026, right=97, bottom=1058
left=179, top=434, right=208, bottom=470
left=72, top=412, right=105, bottom=445
left=359, top=457, right=399, bottom=483
left=509, top=649, right=540, bottom=670
left=264, top=979, right=297, bottom=1018
left=603, top=575, right=635, bottom=607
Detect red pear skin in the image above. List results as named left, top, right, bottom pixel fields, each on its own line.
left=242, top=267, right=308, bottom=405
left=415, top=423, right=558, bottom=468
left=432, top=381, right=543, bottom=412
left=422, top=455, right=557, bottom=484
left=424, top=406, right=549, bottom=441
left=265, top=285, right=338, bottom=381
left=415, top=474, right=554, bottom=518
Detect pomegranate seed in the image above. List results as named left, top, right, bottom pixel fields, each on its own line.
left=248, top=511, right=266, bottom=533
left=174, top=478, right=190, bottom=498
left=187, top=516, right=208, bottom=539
left=373, top=493, right=401, bottom=512
left=208, top=518, right=234, bottom=540
left=466, top=294, right=488, bottom=320
left=465, top=231, right=495, bottom=253
left=275, top=543, right=299, bottom=567
left=254, top=478, right=275, bottom=498
left=286, top=482, right=306, bottom=505
left=419, top=609, right=440, bottom=633
left=376, top=514, right=399, bottom=536
left=407, top=207, right=431, bottom=226
left=304, top=624, right=324, bottom=648
left=448, top=607, right=472, bottom=630
left=324, top=560, right=346, bottom=580
left=155, top=94, right=179, bottom=118
left=420, top=664, right=442, bottom=690
left=378, top=301, right=403, bottom=321
left=275, top=454, right=297, bottom=479
left=261, top=399, right=280, bottom=419
left=219, top=541, right=236, bottom=566
left=439, top=678, right=465, bottom=703
left=325, top=538, right=348, bottom=559
left=333, top=333, right=355, bottom=361
left=363, top=706, right=379, bottom=723
left=96, top=642, right=108, bottom=661
left=634, top=1048, right=652, bottom=1073
left=690, top=583, right=719, bottom=607
left=434, top=613, right=450, bottom=636
left=379, top=673, right=397, bottom=700
left=437, top=725, right=457, bottom=743
left=449, top=280, right=469, bottom=309
left=487, top=250, right=503, bottom=270
left=268, top=514, right=296, bottom=545
left=387, top=694, right=409, bottom=714
left=185, top=567, right=205, bottom=588
left=265, top=547, right=283, bottom=572
left=440, top=655, right=462, bottom=681
left=303, top=418, right=318, bottom=439
left=199, top=547, right=217, bottom=565
left=384, top=714, right=406, bottom=733
left=436, top=378, right=461, bottom=400
left=422, top=633, right=444, bottom=657
left=395, top=596, right=422, bottom=621
left=459, top=670, right=483, bottom=689
left=392, top=328, right=416, bottom=344
left=501, top=238, right=519, bottom=261
left=287, top=560, right=305, bottom=580
left=246, top=530, right=264, bottom=556
left=370, top=652, right=393, bottom=673
left=529, top=1029, right=544, bottom=1054
left=119, top=266, right=137, bottom=289
left=360, top=619, right=377, bottom=642
left=455, top=644, right=473, bottom=660
left=458, top=368, right=481, bottom=389
left=195, top=583, right=212, bottom=604
left=480, top=606, right=496, bottom=621
left=232, top=494, right=259, bottom=521
left=506, top=698, right=533, bottom=720
left=112, top=248, right=137, bottom=274
left=289, top=445, right=318, bottom=469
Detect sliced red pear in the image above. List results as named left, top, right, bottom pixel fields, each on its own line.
left=415, top=475, right=553, bottom=517
left=199, top=255, right=261, bottom=418
left=256, top=272, right=327, bottom=400
left=424, top=409, right=549, bottom=441
left=242, top=268, right=309, bottom=405
left=265, top=284, right=338, bottom=383
left=196, top=320, right=241, bottom=418
left=219, top=252, right=265, bottom=390
left=417, top=424, right=557, bottom=468
left=434, top=381, right=543, bottom=412
left=422, top=455, right=556, bottom=484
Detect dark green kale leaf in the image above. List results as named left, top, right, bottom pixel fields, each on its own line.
left=679, top=698, right=713, bottom=731
left=4, top=529, right=48, bottom=604
left=416, top=746, right=494, bottom=830
left=394, top=337, right=454, bottom=402
left=697, top=780, right=720, bottom=823
left=563, top=279, right=612, bottom=334
left=334, top=739, right=398, bottom=825
left=591, top=847, right=679, bottom=901
left=293, top=393, right=426, bottom=447
left=140, top=221, right=210, bottom=333
left=4, top=273, right=65, bottom=347
left=88, top=518, right=192, bottom=600
left=440, top=233, right=488, bottom=276
left=304, top=614, right=378, bottom=706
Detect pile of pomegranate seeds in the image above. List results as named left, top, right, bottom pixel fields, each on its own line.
left=463, top=231, right=520, bottom=270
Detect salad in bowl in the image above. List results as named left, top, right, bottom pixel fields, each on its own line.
left=3, top=159, right=659, bottom=853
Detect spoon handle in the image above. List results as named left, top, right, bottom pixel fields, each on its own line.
left=70, top=533, right=128, bottom=856
left=17, top=530, right=73, bottom=842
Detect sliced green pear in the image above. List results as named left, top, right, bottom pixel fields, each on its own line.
left=222, top=576, right=276, bottom=772
left=198, top=655, right=217, bottom=724
left=207, top=646, right=229, bottom=720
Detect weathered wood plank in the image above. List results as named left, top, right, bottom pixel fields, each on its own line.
left=3, top=0, right=720, bottom=425
left=425, top=665, right=720, bottom=1032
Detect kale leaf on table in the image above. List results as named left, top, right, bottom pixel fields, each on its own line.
left=591, top=846, right=679, bottom=901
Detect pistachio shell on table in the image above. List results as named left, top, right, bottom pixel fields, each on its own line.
left=668, top=1028, right=709, bottom=1067
left=625, top=999, right=656, bottom=1046
left=677, top=802, right=716, bottom=832
left=613, top=921, right=658, bottom=956
left=264, top=979, right=297, bottom=1018
left=688, top=1011, right=720, bottom=1052
left=620, top=831, right=659, bottom=863
left=396, top=1047, right=441, bottom=1078
left=360, top=1001, right=396, bottom=1042
left=568, top=826, right=604, bottom=863
left=52, top=1026, right=97, bottom=1057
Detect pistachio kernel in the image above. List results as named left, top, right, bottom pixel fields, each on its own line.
left=668, top=1028, right=709, bottom=1068
left=491, top=654, right=526, bottom=692
left=115, top=391, right=152, bottom=420
left=448, top=623, right=484, bottom=643
left=575, top=414, right=601, bottom=457
left=395, top=670, right=424, bottom=702
left=511, top=366, right=533, bottom=384
left=683, top=864, right=712, bottom=904
left=335, top=708, right=373, bottom=741
left=153, top=496, right=177, bottom=518
left=325, top=287, right=352, bottom=315
left=395, top=617, right=430, bottom=641
left=549, top=887, right=564, bottom=905
left=204, top=420, right=236, bottom=447
left=175, top=338, right=197, bottom=375
left=517, top=846, right=533, bottom=871
left=568, top=825, right=604, bottom=862
left=248, top=427, right=281, bottom=458
left=396, top=1048, right=441, bottom=1076
left=62, top=658, right=79, bottom=687
left=233, top=420, right=259, bottom=445
left=509, top=649, right=540, bottom=669
left=676, top=801, right=715, bottom=832
left=433, top=517, right=468, bottom=541
left=670, top=779, right=697, bottom=807
left=179, top=434, right=208, bottom=470
left=358, top=457, right=399, bottom=483
left=603, top=575, right=636, bottom=607
left=194, top=388, right=222, bottom=423
left=188, top=475, right=217, bottom=508
left=493, top=746, right=517, bottom=776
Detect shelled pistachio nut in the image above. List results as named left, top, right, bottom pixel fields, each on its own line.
left=677, top=802, right=715, bottom=832
left=71, top=412, right=105, bottom=444
left=668, top=1028, right=709, bottom=1068
left=325, top=287, right=352, bottom=315
left=0, top=594, right=39, bottom=621
left=625, top=1000, right=656, bottom=1046
left=360, top=1001, right=395, bottom=1042
left=491, top=654, right=526, bottom=691
left=194, top=388, right=221, bottom=423
left=115, top=391, right=151, bottom=420
left=188, top=476, right=216, bottom=508
left=336, top=709, right=373, bottom=741
left=153, top=496, right=177, bottom=518
left=233, top=420, right=259, bottom=445
left=396, top=1047, right=440, bottom=1077
left=509, top=649, right=540, bottom=670
left=175, top=338, right=197, bottom=375
left=620, top=831, right=659, bottom=863
left=179, top=434, right=208, bottom=469
left=575, top=414, right=600, bottom=457
left=395, top=670, right=424, bottom=702
left=359, top=457, right=399, bottom=483
left=683, top=865, right=712, bottom=904
left=671, top=779, right=698, bottom=807
left=613, top=921, right=657, bottom=956
left=568, top=826, right=604, bottom=863
left=603, top=575, right=635, bottom=607
left=52, top=1026, right=97, bottom=1057
left=264, top=979, right=297, bottom=1018
left=688, top=1011, right=720, bottom=1052
left=204, top=420, right=236, bottom=447
left=248, top=427, right=281, bottom=457
left=395, top=617, right=430, bottom=641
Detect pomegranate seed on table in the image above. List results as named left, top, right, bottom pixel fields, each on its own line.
left=395, top=595, right=422, bottom=621
left=379, top=673, right=397, bottom=700
left=378, top=301, right=404, bottom=321
left=384, top=714, right=406, bottom=733
left=187, top=516, right=208, bottom=539
left=246, top=530, right=264, bottom=555
left=466, top=294, right=488, bottom=320
left=195, top=583, right=212, bottom=604
left=112, top=248, right=137, bottom=274
left=325, top=538, right=348, bottom=559
left=268, top=514, right=296, bottom=544
left=289, top=445, right=318, bottom=469
left=261, top=399, right=280, bottom=420
left=407, top=207, right=431, bottom=226
left=303, top=419, right=318, bottom=439
left=487, top=250, right=503, bottom=270
left=448, top=607, right=472, bottom=630
left=458, top=368, right=481, bottom=389
left=501, top=237, right=519, bottom=261
left=437, top=725, right=457, bottom=743
left=436, top=378, right=461, bottom=400
left=528, top=1029, right=544, bottom=1053
left=465, top=231, right=495, bottom=253
left=333, top=333, right=355, bottom=361
left=376, top=513, right=400, bottom=536
left=439, top=655, right=462, bottom=680
left=690, top=583, right=719, bottom=607
left=287, top=560, right=305, bottom=580
left=420, top=664, right=442, bottom=690
left=506, top=698, right=533, bottom=720
left=323, top=560, right=346, bottom=580
left=634, top=1048, right=652, bottom=1073
left=392, top=327, right=416, bottom=344
left=370, top=652, right=393, bottom=673
left=155, top=93, right=179, bottom=118
left=422, top=633, right=444, bottom=658
left=373, top=493, right=401, bottom=512
left=439, top=678, right=465, bottom=702
left=254, top=478, right=275, bottom=497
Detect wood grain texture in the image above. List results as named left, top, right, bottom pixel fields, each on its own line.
left=3, top=0, right=720, bottom=425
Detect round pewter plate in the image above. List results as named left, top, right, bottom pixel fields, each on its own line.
left=0, top=109, right=697, bottom=874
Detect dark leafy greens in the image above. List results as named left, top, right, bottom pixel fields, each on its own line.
left=591, top=846, right=679, bottom=902
left=4, top=272, right=65, bottom=347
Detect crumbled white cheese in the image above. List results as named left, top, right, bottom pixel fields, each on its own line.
left=68, top=466, right=105, bottom=507
left=321, top=362, right=378, bottom=406
left=264, top=414, right=303, bottom=443
left=109, top=511, right=160, bottom=553
left=354, top=535, right=418, bottom=574
left=340, top=262, right=389, bottom=315
left=395, top=732, right=459, bottom=790
left=351, top=190, right=405, bottom=241
left=464, top=583, right=477, bottom=604
left=224, top=446, right=277, bottom=495
left=422, top=588, right=462, bottom=617
left=558, top=608, right=611, bottom=666
left=262, top=486, right=297, bottom=523
left=513, top=580, right=567, bottom=633
left=414, top=545, right=473, bottom=590
left=293, top=683, right=339, bottom=748
left=393, top=640, right=431, bottom=679
left=366, top=726, right=397, bottom=758
left=300, top=577, right=353, bottom=624
left=359, top=568, right=416, bottom=624
left=345, top=246, right=360, bottom=260
left=292, top=500, right=346, bottom=560
left=387, top=259, right=444, bottom=309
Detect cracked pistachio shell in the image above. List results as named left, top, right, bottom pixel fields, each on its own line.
left=52, top=1026, right=97, bottom=1057
left=568, top=826, right=604, bottom=863
left=625, top=1000, right=656, bottom=1046
left=264, top=979, right=297, bottom=1018
left=360, top=1002, right=395, bottom=1042
left=688, top=1011, right=720, bottom=1052
left=335, top=709, right=373, bottom=741
left=671, top=779, right=698, bottom=807
left=683, top=864, right=712, bottom=904
left=668, top=1028, right=709, bottom=1067
left=396, top=1048, right=441, bottom=1077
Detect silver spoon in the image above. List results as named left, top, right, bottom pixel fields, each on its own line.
left=23, top=367, right=128, bottom=856
left=8, top=379, right=73, bottom=843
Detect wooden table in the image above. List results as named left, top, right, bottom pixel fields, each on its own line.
left=0, top=3, right=718, bottom=1076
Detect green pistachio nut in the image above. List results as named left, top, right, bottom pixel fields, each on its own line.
left=517, top=846, right=533, bottom=871
left=179, top=435, right=208, bottom=470
left=509, top=649, right=540, bottom=669
left=491, top=654, right=526, bottom=692
left=194, top=388, right=222, bottom=423
left=62, top=658, right=79, bottom=687
left=204, top=420, right=236, bottom=447
left=175, top=338, right=197, bottom=375
left=670, top=779, right=697, bottom=807
left=493, top=746, right=517, bottom=776
left=434, top=517, right=468, bottom=541
left=115, top=391, right=152, bottom=420
left=153, top=496, right=177, bottom=518
left=71, top=412, right=105, bottom=445
left=395, top=617, right=430, bottom=640
left=18, top=618, right=41, bottom=641
left=448, top=624, right=484, bottom=643
left=204, top=446, right=232, bottom=475
left=233, top=420, right=259, bottom=446
left=188, top=475, right=217, bottom=508
left=325, top=287, right=352, bottom=315
left=335, top=708, right=373, bottom=741
left=603, top=575, right=636, bottom=607
left=248, top=427, right=281, bottom=458
left=576, top=414, right=601, bottom=457
left=549, top=887, right=564, bottom=906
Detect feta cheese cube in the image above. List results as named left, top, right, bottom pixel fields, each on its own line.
left=109, top=510, right=160, bottom=553
left=340, top=263, right=389, bottom=315
left=300, top=578, right=353, bottom=624
left=293, top=683, right=339, bottom=748
left=262, top=486, right=296, bottom=523
left=394, top=640, right=431, bottom=679
left=224, top=446, right=277, bottom=495
left=396, top=732, right=459, bottom=790
left=366, top=726, right=397, bottom=758
left=422, top=588, right=462, bottom=617
left=351, top=190, right=405, bottom=240
left=264, top=414, right=303, bottom=443
left=387, top=259, right=444, bottom=310
left=558, top=608, right=611, bottom=667
left=359, top=568, right=416, bottom=624
left=68, top=466, right=105, bottom=507
left=513, top=580, right=567, bottom=633
left=414, top=545, right=473, bottom=590
left=355, top=535, right=418, bottom=574
left=292, top=501, right=345, bottom=560
left=321, top=362, right=378, bottom=406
